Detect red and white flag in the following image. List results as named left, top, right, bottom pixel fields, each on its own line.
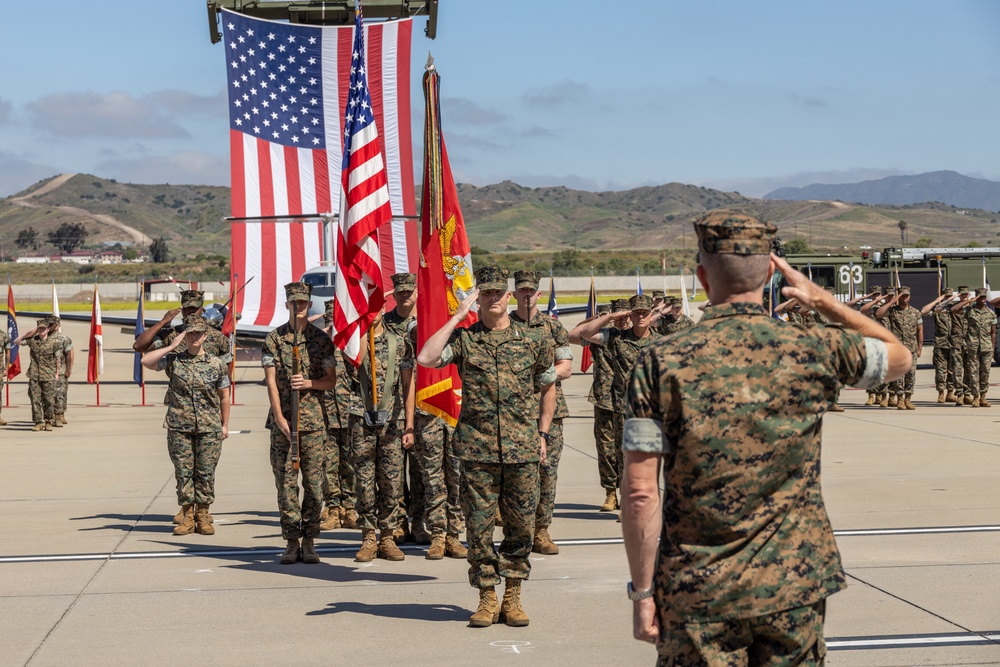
left=87, top=284, right=103, bottom=384
left=332, top=7, right=393, bottom=364
left=221, top=9, right=417, bottom=332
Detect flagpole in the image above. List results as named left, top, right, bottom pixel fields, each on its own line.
left=368, top=326, right=378, bottom=407
left=95, top=279, right=100, bottom=408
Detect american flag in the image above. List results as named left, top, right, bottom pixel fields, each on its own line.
left=332, top=7, right=392, bottom=364
left=221, top=9, right=417, bottom=330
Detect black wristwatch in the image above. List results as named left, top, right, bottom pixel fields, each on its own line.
left=538, top=431, right=550, bottom=441
left=627, top=582, right=654, bottom=601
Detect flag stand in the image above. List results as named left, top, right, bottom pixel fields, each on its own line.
left=88, top=379, right=108, bottom=408
left=132, top=382, right=156, bottom=407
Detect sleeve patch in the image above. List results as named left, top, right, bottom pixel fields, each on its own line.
left=536, top=365, right=557, bottom=387
left=853, top=337, right=889, bottom=390
left=554, top=345, right=573, bottom=361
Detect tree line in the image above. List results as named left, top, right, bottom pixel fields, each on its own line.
left=13, top=223, right=171, bottom=262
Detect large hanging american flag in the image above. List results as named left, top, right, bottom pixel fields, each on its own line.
left=332, top=6, right=392, bottom=364
left=221, top=9, right=416, bottom=330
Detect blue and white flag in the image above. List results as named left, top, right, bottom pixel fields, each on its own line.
left=547, top=272, right=559, bottom=319
left=133, top=292, right=145, bottom=386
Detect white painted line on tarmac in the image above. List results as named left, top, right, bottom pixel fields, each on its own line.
left=835, top=525, right=1000, bottom=537
left=828, top=631, right=1000, bottom=650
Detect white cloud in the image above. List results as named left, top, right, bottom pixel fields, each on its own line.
left=0, top=97, right=11, bottom=125
left=28, top=91, right=191, bottom=139
left=442, top=97, right=508, bottom=125
left=523, top=80, right=589, bottom=107
left=94, top=150, right=229, bottom=186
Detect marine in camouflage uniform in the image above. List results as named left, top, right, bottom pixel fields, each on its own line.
left=576, top=293, right=662, bottom=481
left=48, top=319, right=73, bottom=425
left=512, top=270, right=573, bottom=556
left=657, top=296, right=695, bottom=336
left=877, top=286, right=923, bottom=409
left=947, top=286, right=972, bottom=404
left=262, top=282, right=338, bottom=565
left=962, top=288, right=996, bottom=407
left=418, top=265, right=556, bottom=628
left=142, top=315, right=231, bottom=536
left=319, top=300, right=358, bottom=531
left=21, top=317, right=60, bottom=430
left=860, top=287, right=896, bottom=406
left=382, top=272, right=427, bottom=543
left=0, top=327, right=9, bottom=425
left=921, top=288, right=956, bottom=403
left=585, top=303, right=619, bottom=509
left=622, top=212, right=902, bottom=664
left=347, top=310, right=415, bottom=563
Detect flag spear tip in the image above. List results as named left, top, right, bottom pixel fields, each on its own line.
left=425, top=52, right=435, bottom=71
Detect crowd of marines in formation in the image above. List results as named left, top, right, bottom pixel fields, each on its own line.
left=0, top=314, right=74, bottom=430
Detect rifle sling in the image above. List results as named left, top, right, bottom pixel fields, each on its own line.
left=360, top=330, right=398, bottom=415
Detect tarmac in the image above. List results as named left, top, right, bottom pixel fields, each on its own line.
left=1, top=314, right=998, bottom=667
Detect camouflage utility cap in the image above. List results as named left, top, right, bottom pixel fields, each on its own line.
left=475, top=265, right=509, bottom=291
left=513, top=270, right=541, bottom=291
left=597, top=304, right=612, bottom=315
left=629, top=294, right=653, bottom=311
left=898, top=286, right=911, bottom=295
left=284, top=281, right=312, bottom=302
left=180, top=290, right=205, bottom=308
left=885, top=287, right=896, bottom=296
left=694, top=211, right=776, bottom=256
left=651, top=289, right=665, bottom=299
left=668, top=296, right=680, bottom=306
left=612, top=298, right=630, bottom=312
left=391, top=272, right=416, bottom=292
left=36, top=317, right=49, bottom=327
left=975, top=287, right=988, bottom=297
left=183, top=314, right=208, bottom=333
left=958, top=285, right=970, bottom=294
left=942, top=287, right=953, bottom=296
left=871, top=286, right=882, bottom=295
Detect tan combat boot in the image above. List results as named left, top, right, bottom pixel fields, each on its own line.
left=445, top=535, right=468, bottom=559
left=829, top=403, right=845, bottom=413
left=864, top=393, right=875, bottom=406
left=426, top=534, right=446, bottom=560
left=173, top=505, right=196, bottom=536
left=888, top=395, right=898, bottom=408
left=393, top=518, right=409, bottom=543
left=0, top=417, right=7, bottom=425
left=964, top=395, right=975, bottom=405
left=412, top=521, right=433, bottom=545
left=896, top=396, right=907, bottom=410
left=469, top=587, right=499, bottom=627
left=301, top=537, right=320, bottom=564
left=355, top=530, right=377, bottom=562
left=320, top=506, right=341, bottom=531
left=904, top=396, right=915, bottom=410
left=342, top=507, right=359, bottom=530
left=172, top=507, right=184, bottom=525
left=878, top=394, right=889, bottom=408
left=599, top=489, right=618, bottom=512
left=52, top=419, right=64, bottom=428
left=937, top=390, right=946, bottom=403
left=59, top=415, right=68, bottom=425
left=194, top=504, right=215, bottom=535
left=379, top=533, right=405, bottom=561
left=532, top=528, right=559, bottom=555
left=980, top=396, right=992, bottom=407
left=946, top=391, right=958, bottom=403
left=500, top=579, right=529, bottom=627
left=280, top=538, right=301, bottom=564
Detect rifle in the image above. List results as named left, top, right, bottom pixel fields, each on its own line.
left=288, top=302, right=301, bottom=472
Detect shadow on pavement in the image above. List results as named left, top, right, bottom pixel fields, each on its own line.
left=307, top=601, right=468, bottom=622
left=553, top=502, right=620, bottom=522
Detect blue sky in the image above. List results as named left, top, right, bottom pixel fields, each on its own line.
left=1, top=0, right=998, bottom=198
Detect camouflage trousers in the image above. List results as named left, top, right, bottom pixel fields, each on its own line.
left=461, top=461, right=539, bottom=589
left=28, top=378, right=56, bottom=425
left=404, top=446, right=427, bottom=531
left=54, top=376, right=68, bottom=417
left=269, top=428, right=325, bottom=540
left=950, top=345, right=966, bottom=397
left=413, top=411, right=464, bottom=537
left=167, top=430, right=223, bottom=505
left=965, top=349, right=992, bottom=398
left=351, top=415, right=405, bottom=534
left=657, top=599, right=827, bottom=667
left=323, top=426, right=356, bottom=510
left=594, top=406, right=619, bottom=490
left=0, top=377, right=5, bottom=417
left=535, top=419, right=564, bottom=529
left=892, top=351, right=918, bottom=396
left=932, top=345, right=953, bottom=392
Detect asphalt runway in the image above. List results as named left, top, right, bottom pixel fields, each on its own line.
left=1, top=315, right=998, bottom=666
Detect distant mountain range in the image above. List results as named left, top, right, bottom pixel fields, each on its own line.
left=764, top=170, right=1000, bottom=211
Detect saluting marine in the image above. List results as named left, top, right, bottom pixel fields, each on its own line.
left=16, top=317, right=60, bottom=431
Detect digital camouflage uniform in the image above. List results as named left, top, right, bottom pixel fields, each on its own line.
left=438, top=318, right=555, bottom=589
left=964, top=299, right=995, bottom=402
left=157, top=348, right=230, bottom=505
left=347, top=325, right=413, bottom=535
left=885, top=301, right=921, bottom=399
left=23, top=325, right=59, bottom=426
left=626, top=301, right=888, bottom=664
left=383, top=303, right=426, bottom=535
left=0, top=329, right=10, bottom=423
left=50, top=330, right=73, bottom=420
left=262, top=320, right=336, bottom=540
left=511, top=309, right=572, bottom=531
left=322, top=348, right=356, bottom=515
left=656, top=298, right=695, bottom=336
left=587, top=336, right=618, bottom=491
left=949, top=291, right=970, bottom=401
left=931, top=299, right=954, bottom=395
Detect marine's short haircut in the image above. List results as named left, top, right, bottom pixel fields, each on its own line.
left=699, top=252, right=770, bottom=294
